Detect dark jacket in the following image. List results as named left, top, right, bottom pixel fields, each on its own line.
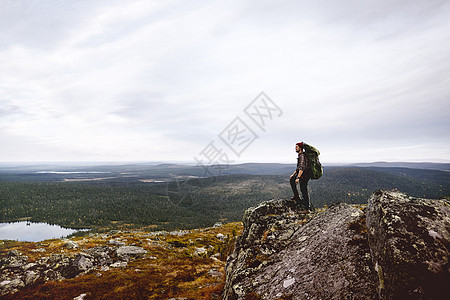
left=296, top=152, right=308, bottom=172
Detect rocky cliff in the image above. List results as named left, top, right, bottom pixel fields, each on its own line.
left=223, top=191, right=449, bottom=299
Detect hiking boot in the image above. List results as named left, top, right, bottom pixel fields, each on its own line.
left=291, top=196, right=300, bottom=201
left=296, top=204, right=310, bottom=214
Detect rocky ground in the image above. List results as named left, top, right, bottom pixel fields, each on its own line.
left=0, top=222, right=242, bottom=299
left=2, top=190, right=448, bottom=300
left=224, top=191, right=449, bottom=299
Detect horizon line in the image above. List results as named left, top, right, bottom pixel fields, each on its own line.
left=0, top=160, right=449, bottom=166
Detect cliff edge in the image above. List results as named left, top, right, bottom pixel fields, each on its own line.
left=223, top=191, right=449, bottom=299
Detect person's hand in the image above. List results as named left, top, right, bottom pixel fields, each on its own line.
left=295, top=178, right=300, bottom=183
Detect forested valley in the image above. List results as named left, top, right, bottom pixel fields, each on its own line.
left=0, top=164, right=448, bottom=231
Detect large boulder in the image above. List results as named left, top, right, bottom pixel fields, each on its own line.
left=116, top=246, right=147, bottom=261
left=61, top=253, right=94, bottom=278
left=224, top=199, right=378, bottom=299
left=0, top=278, right=25, bottom=295
left=366, top=190, right=450, bottom=299
left=0, top=251, right=28, bottom=273
left=85, top=246, right=114, bottom=266
left=224, top=191, right=449, bottom=299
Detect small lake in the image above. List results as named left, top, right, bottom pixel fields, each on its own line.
left=0, top=222, right=88, bottom=242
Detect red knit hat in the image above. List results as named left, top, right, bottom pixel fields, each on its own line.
left=296, top=142, right=303, bottom=148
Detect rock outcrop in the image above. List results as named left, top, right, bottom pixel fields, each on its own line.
left=224, top=191, right=449, bottom=299
left=367, top=190, right=450, bottom=299
left=223, top=199, right=377, bottom=299
left=0, top=244, right=147, bottom=296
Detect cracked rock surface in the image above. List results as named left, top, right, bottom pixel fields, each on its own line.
left=224, top=191, right=449, bottom=299
left=367, top=190, right=450, bottom=299
left=224, top=199, right=377, bottom=299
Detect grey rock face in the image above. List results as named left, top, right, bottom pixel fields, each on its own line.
left=23, top=270, right=39, bottom=285
left=85, top=246, right=115, bottom=266
left=73, top=293, right=88, bottom=300
left=116, top=246, right=147, bottom=261
left=366, top=190, right=450, bottom=299
left=110, top=261, right=127, bottom=268
left=0, top=278, right=25, bottom=295
left=108, top=239, right=126, bottom=246
left=224, top=199, right=377, bottom=299
left=224, top=191, right=449, bottom=299
left=0, top=251, right=28, bottom=272
left=63, top=240, right=79, bottom=249
left=61, top=253, right=94, bottom=278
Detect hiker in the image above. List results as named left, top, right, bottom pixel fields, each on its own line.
left=290, top=142, right=311, bottom=212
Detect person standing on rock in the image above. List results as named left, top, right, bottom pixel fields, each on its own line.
left=290, top=142, right=311, bottom=213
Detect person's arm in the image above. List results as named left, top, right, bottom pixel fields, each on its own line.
left=295, top=170, right=303, bottom=182
left=295, top=154, right=306, bottom=182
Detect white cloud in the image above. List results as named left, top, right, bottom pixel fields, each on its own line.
left=0, top=0, right=449, bottom=163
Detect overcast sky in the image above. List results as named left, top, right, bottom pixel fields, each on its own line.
left=1, top=0, right=449, bottom=164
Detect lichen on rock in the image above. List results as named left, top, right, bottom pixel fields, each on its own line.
left=224, top=199, right=377, bottom=299
left=366, top=190, right=450, bottom=299
left=224, top=191, right=449, bottom=299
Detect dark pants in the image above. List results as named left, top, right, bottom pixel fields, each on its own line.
left=290, top=171, right=310, bottom=209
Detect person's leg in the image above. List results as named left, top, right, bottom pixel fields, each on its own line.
left=299, top=176, right=310, bottom=210
left=290, top=172, right=300, bottom=199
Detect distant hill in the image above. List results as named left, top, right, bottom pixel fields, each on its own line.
left=1, top=161, right=448, bottom=178
left=347, top=162, right=450, bottom=171
left=310, top=167, right=449, bottom=207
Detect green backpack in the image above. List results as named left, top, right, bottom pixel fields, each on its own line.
left=303, top=143, right=323, bottom=180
